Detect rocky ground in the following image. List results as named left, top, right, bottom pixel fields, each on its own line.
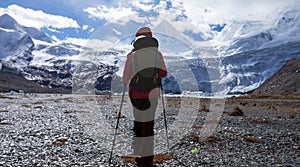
left=0, top=93, right=299, bottom=167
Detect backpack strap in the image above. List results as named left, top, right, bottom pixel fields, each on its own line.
left=132, top=49, right=138, bottom=75
left=132, top=50, right=140, bottom=85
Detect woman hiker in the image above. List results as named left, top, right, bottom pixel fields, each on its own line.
left=122, top=27, right=167, bottom=167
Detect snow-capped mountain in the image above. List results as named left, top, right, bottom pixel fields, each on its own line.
left=0, top=3, right=300, bottom=95
left=212, top=4, right=300, bottom=94
left=0, top=14, right=53, bottom=43
left=213, top=4, right=300, bottom=56
left=0, top=15, right=34, bottom=69
left=0, top=14, right=56, bottom=69
left=0, top=13, right=118, bottom=92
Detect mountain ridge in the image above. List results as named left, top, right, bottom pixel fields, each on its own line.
left=0, top=14, right=53, bottom=43
left=0, top=9, right=300, bottom=95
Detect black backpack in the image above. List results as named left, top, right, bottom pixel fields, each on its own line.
left=129, top=36, right=161, bottom=91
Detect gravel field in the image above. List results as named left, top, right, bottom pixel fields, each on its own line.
left=0, top=93, right=299, bottom=167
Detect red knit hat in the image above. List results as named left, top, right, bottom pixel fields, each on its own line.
left=135, top=27, right=152, bottom=37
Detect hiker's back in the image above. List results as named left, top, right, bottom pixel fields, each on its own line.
left=130, top=36, right=161, bottom=91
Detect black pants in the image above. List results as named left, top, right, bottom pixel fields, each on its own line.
left=130, top=98, right=158, bottom=164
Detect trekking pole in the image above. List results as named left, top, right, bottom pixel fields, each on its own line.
left=108, top=85, right=126, bottom=165
left=160, top=86, right=170, bottom=150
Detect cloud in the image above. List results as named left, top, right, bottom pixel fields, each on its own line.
left=80, top=25, right=95, bottom=34
left=0, top=4, right=80, bottom=29
left=89, top=28, right=95, bottom=33
left=112, top=28, right=122, bottom=35
left=80, top=0, right=299, bottom=43
left=63, top=37, right=114, bottom=50
left=47, top=28, right=61, bottom=33
left=82, top=25, right=89, bottom=31
left=155, top=0, right=186, bottom=18
left=82, top=1, right=187, bottom=26
left=131, top=1, right=157, bottom=12
left=84, top=5, right=137, bottom=22
left=62, top=37, right=90, bottom=47
left=81, top=1, right=211, bottom=42
left=182, top=0, right=299, bottom=23
left=85, top=0, right=299, bottom=25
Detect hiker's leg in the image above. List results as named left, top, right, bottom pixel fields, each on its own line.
left=136, top=120, right=155, bottom=164
left=131, top=98, right=149, bottom=157
left=142, top=98, right=157, bottom=164
left=131, top=98, right=149, bottom=136
left=131, top=98, right=158, bottom=164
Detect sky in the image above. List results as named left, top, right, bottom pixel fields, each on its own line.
left=0, top=0, right=299, bottom=46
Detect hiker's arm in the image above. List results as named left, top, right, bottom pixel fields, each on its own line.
left=122, top=53, right=133, bottom=85
left=158, top=52, right=167, bottom=78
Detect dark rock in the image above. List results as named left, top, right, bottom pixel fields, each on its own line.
left=229, top=107, right=243, bottom=116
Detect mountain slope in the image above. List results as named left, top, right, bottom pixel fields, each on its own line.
left=213, top=5, right=300, bottom=94
left=0, top=14, right=53, bottom=43
left=220, top=41, right=300, bottom=94
left=0, top=14, right=55, bottom=69
left=0, top=61, right=69, bottom=93
left=0, top=28, right=34, bottom=68
left=253, top=58, right=300, bottom=94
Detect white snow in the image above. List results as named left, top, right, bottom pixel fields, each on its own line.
left=1, top=4, right=300, bottom=95
left=214, top=4, right=300, bottom=55
left=0, top=27, right=15, bottom=32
